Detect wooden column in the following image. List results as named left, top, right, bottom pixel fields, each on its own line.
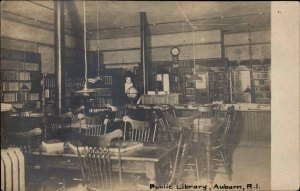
left=54, top=1, right=66, bottom=115
left=248, top=28, right=256, bottom=103
left=221, top=31, right=225, bottom=58
left=140, top=12, right=149, bottom=94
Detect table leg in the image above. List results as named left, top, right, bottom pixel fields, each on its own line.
left=206, top=144, right=212, bottom=184
left=146, top=162, right=157, bottom=184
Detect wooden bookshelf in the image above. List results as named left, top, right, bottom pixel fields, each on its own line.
left=1, top=49, right=42, bottom=112
left=252, top=64, right=271, bottom=104
left=151, top=58, right=228, bottom=104
left=85, top=76, right=113, bottom=109
left=43, top=73, right=56, bottom=115
left=65, top=76, right=113, bottom=112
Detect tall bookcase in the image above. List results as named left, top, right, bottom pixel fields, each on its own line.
left=65, top=77, right=85, bottom=109
left=65, top=76, right=113, bottom=113
left=252, top=64, right=271, bottom=104
left=1, top=49, right=42, bottom=112
left=87, top=76, right=113, bottom=109
left=43, top=73, right=56, bottom=115
left=151, top=58, right=228, bottom=104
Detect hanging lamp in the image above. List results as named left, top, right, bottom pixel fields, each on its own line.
left=87, top=3, right=102, bottom=85
left=75, top=1, right=95, bottom=96
left=176, top=2, right=201, bottom=81
left=189, top=27, right=202, bottom=81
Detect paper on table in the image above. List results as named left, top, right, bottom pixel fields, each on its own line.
left=109, top=141, right=144, bottom=153
left=67, top=141, right=144, bottom=153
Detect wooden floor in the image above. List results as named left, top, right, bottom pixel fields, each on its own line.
left=212, top=146, right=270, bottom=190
left=27, top=145, right=270, bottom=191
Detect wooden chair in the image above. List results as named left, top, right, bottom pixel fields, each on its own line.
left=134, top=125, right=193, bottom=189
left=44, top=115, right=73, bottom=141
left=122, top=115, right=157, bottom=143
left=164, top=112, right=202, bottom=184
left=77, top=129, right=123, bottom=190
left=167, top=127, right=194, bottom=185
left=211, top=106, right=236, bottom=181
left=80, top=114, right=110, bottom=136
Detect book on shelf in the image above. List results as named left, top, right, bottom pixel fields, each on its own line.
left=30, top=93, right=40, bottom=101
left=2, top=82, right=19, bottom=91
left=45, top=88, right=56, bottom=99
left=20, top=62, right=39, bottom=71
left=1, top=61, right=39, bottom=71
left=3, top=93, right=17, bottom=102
left=2, top=92, right=40, bottom=102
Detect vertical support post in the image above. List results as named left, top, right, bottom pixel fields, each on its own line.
left=221, top=31, right=225, bottom=58
left=54, top=1, right=66, bottom=115
left=140, top=12, right=148, bottom=94
left=248, top=27, right=255, bottom=103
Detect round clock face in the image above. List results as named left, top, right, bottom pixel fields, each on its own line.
left=171, top=47, right=180, bottom=56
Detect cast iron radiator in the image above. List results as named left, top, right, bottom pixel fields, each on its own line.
left=1, top=148, right=25, bottom=191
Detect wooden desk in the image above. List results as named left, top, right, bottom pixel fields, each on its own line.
left=192, top=119, right=227, bottom=184
left=34, top=143, right=177, bottom=184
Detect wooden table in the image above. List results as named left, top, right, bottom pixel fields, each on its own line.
left=192, top=118, right=227, bottom=184
left=33, top=143, right=177, bottom=184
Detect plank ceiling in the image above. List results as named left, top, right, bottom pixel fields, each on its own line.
left=1, top=1, right=270, bottom=39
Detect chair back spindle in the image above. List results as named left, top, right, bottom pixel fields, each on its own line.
left=122, top=116, right=156, bottom=143
left=77, top=129, right=123, bottom=190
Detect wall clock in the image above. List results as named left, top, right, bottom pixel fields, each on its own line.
left=171, top=47, right=180, bottom=67
left=170, top=47, right=180, bottom=56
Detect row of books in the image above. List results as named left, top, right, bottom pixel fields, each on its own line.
left=94, top=88, right=112, bottom=97
left=2, top=92, right=40, bottom=102
left=178, top=60, right=195, bottom=68
left=99, top=76, right=112, bottom=86
left=253, top=73, right=270, bottom=79
left=2, top=82, right=32, bottom=91
left=89, top=98, right=112, bottom=108
left=173, top=67, right=194, bottom=76
left=255, top=92, right=271, bottom=99
left=186, top=88, right=196, bottom=95
left=44, top=78, right=56, bottom=88
left=253, top=80, right=270, bottom=86
left=255, top=86, right=271, bottom=92
left=66, top=78, right=85, bottom=88
left=2, top=60, right=39, bottom=71
left=1, top=71, right=31, bottom=81
left=11, top=102, right=42, bottom=109
left=253, top=65, right=271, bottom=72
left=45, top=89, right=56, bottom=99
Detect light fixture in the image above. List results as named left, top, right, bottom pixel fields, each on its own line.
left=75, top=1, right=95, bottom=96
left=176, top=2, right=200, bottom=81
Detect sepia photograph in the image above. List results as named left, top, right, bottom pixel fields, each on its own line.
left=0, top=1, right=299, bottom=191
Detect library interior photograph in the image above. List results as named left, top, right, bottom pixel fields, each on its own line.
left=1, top=1, right=272, bottom=191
